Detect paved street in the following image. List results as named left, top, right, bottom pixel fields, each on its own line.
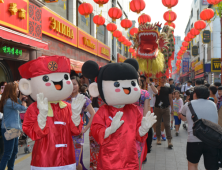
left=12, top=125, right=209, bottom=170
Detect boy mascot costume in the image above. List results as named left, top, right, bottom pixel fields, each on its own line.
left=82, top=59, right=157, bottom=170
left=18, top=56, right=86, bottom=170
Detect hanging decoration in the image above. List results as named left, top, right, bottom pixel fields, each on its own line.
left=164, top=22, right=175, bottom=29
left=194, top=20, right=206, bottom=31
left=78, top=3, right=93, bottom=18
left=130, top=27, right=138, bottom=37
left=130, top=0, right=146, bottom=14
left=163, top=10, right=177, bottom=23
left=93, top=0, right=109, bottom=7
left=93, top=13, right=105, bottom=27
left=181, top=46, right=187, bottom=52
left=62, top=0, right=66, bottom=10
left=190, top=28, right=200, bottom=37
left=162, top=0, right=178, bottom=9
left=138, top=14, right=151, bottom=24
left=107, top=23, right=117, bottom=33
left=200, top=8, right=214, bottom=23
left=108, top=7, right=122, bottom=22
left=129, top=47, right=135, bottom=53
left=207, top=0, right=221, bottom=7
left=187, top=32, right=195, bottom=39
left=182, top=41, right=189, bottom=47
left=113, top=30, right=122, bottom=38
left=121, top=18, right=133, bottom=30
left=184, top=36, right=191, bottom=42
left=118, top=36, right=126, bottom=43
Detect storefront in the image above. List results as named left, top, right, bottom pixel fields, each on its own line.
left=210, top=58, right=221, bottom=83
left=190, top=59, right=198, bottom=84
left=195, top=60, right=205, bottom=80
left=117, top=53, right=126, bottom=63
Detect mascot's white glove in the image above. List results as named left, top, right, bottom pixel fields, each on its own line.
left=37, top=93, right=48, bottom=130
left=104, top=111, right=124, bottom=139
left=71, top=94, right=86, bottom=126
left=139, top=111, right=157, bottom=137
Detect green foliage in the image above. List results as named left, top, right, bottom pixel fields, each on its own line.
left=215, top=2, right=222, bottom=17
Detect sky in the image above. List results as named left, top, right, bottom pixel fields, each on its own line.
left=129, top=0, right=193, bottom=40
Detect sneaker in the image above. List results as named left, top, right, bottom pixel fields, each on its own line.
left=176, top=132, right=179, bottom=136
left=161, top=134, right=166, bottom=141
left=153, top=134, right=157, bottom=140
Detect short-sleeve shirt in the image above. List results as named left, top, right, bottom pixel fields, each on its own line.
left=155, top=86, right=172, bottom=108
left=181, top=99, right=218, bottom=142
left=134, top=90, right=150, bottom=114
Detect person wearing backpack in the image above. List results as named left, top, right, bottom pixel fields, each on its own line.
left=179, top=85, right=218, bottom=170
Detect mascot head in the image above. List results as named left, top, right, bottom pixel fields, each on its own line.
left=18, top=56, right=73, bottom=102
left=82, top=59, right=141, bottom=106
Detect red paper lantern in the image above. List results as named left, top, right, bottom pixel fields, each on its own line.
left=187, top=32, right=195, bottom=39
left=194, top=20, right=206, bottom=31
left=130, top=27, right=138, bottom=36
left=121, top=19, right=133, bottom=30
left=107, top=23, right=117, bottom=33
left=184, top=36, right=191, bottom=42
left=126, top=41, right=132, bottom=47
left=190, top=28, right=200, bottom=37
left=164, top=22, right=175, bottom=29
left=177, top=56, right=182, bottom=59
left=129, top=47, right=135, bottom=53
left=162, top=0, right=178, bottom=9
left=93, top=0, right=109, bottom=7
left=130, top=0, right=146, bottom=14
left=200, top=8, right=214, bottom=22
left=113, top=30, right=122, bottom=38
left=78, top=3, right=93, bottom=18
left=138, top=14, right=151, bottom=24
left=93, top=15, right=105, bottom=27
left=132, top=51, right=137, bottom=58
left=108, top=7, right=122, bottom=22
left=182, top=41, right=189, bottom=47
left=207, top=0, right=221, bottom=6
left=163, top=10, right=177, bottom=23
left=118, top=36, right=126, bottom=43
left=181, top=46, right=187, bottom=52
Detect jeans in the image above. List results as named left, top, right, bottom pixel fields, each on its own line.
left=154, top=107, right=172, bottom=140
left=0, top=128, right=18, bottom=170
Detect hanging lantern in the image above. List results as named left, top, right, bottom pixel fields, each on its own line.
left=107, top=23, right=117, bottom=33
left=130, top=0, right=146, bottom=14
left=138, top=14, right=151, bottom=24
left=121, top=19, right=133, bottom=30
left=126, top=40, right=132, bottom=47
left=194, top=20, right=206, bottom=31
left=118, top=36, right=126, bottom=43
left=132, top=51, right=137, bottom=58
left=184, top=36, right=191, bottom=42
left=162, top=0, right=178, bottom=9
left=200, top=8, right=214, bottom=23
left=181, top=46, right=187, bottom=52
left=93, top=14, right=105, bottom=27
left=177, top=56, right=182, bottom=59
left=130, top=27, right=138, bottom=37
left=163, top=10, right=177, bottom=23
left=129, top=47, right=135, bottom=53
left=182, top=41, right=189, bottom=47
left=78, top=3, right=93, bottom=18
left=113, top=30, right=122, bottom=38
left=187, top=32, right=195, bottom=39
left=164, top=22, right=175, bottom=29
left=93, top=0, right=109, bottom=7
left=108, top=7, right=122, bottom=22
left=190, top=28, right=200, bottom=37
left=207, top=0, right=221, bottom=7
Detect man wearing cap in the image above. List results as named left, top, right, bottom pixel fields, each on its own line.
left=19, top=56, right=86, bottom=170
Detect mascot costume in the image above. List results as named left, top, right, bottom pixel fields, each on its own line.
left=18, top=56, right=86, bottom=170
left=82, top=58, right=157, bottom=170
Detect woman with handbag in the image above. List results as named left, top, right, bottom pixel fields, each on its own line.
left=0, top=82, right=27, bottom=170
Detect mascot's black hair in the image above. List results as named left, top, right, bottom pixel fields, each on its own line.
left=82, top=59, right=139, bottom=104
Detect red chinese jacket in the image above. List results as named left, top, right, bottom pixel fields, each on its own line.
left=90, top=104, right=148, bottom=170
left=22, top=102, right=82, bottom=170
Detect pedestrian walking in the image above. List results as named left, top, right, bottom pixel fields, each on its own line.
left=217, top=86, right=222, bottom=127
left=181, top=80, right=193, bottom=101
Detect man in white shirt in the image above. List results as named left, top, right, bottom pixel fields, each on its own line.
left=181, top=80, right=193, bottom=101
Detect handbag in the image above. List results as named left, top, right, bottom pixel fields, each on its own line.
left=3, top=118, right=21, bottom=141
left=188, top=102, right=222, bottom=149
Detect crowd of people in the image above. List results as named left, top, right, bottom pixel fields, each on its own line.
left=0, top=70, right=222, bottom=170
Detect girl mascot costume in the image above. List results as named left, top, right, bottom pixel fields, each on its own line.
left=82, top=59, right=157, bottom=170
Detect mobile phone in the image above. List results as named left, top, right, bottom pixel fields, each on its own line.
left=1, top=86, right=5, bottom=93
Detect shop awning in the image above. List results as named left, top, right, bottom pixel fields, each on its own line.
left=70, top=59, right=84, bottom=73
left=195, top=73, right=205, bottom=79
left=0, top=26, right=48, bottom=50
left=180, top=72, right=189, bottom=77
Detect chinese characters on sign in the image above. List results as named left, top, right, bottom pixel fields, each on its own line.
left=202, top=30, right=210, bottom=44
left=0, top=46, right=22, bottom=56
left=192, top=46, right=198, bottom=56
left=195, top=60, right=204, bottom=75
left=182, top=58, right=189, bottom=73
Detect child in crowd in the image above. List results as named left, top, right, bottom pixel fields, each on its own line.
left=217, top=86, right=222, bottom=127
left=171, top=92, right=175, bottom=130
left=173, top=90, right=184, bottom=136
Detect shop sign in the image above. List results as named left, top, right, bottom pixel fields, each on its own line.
left=78, top=28, right=97, bottom=55
left=211, top=58, right=221, bottom=72
left=202, top=30, right=211, bottom=44
left=192, top=46, right=198, bottom=56
left=182, top=58, right=189, bottom=73
left=0, top=46, right=22, bottom=56
left=42, top=7, right=77, bottom=47
left=0, top=0, right=29, bottom=34
left=70, top=59, right=84, bottom=73
left=191, top=59, right=198, bottom=70
left=98, top=41, right=110, bottom=61
left=117, top=53, right=126, bottom=63
left=195, top=60, right=204, bottom=75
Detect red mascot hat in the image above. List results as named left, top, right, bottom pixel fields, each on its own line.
left=19, top=56, right=70, bottom=79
